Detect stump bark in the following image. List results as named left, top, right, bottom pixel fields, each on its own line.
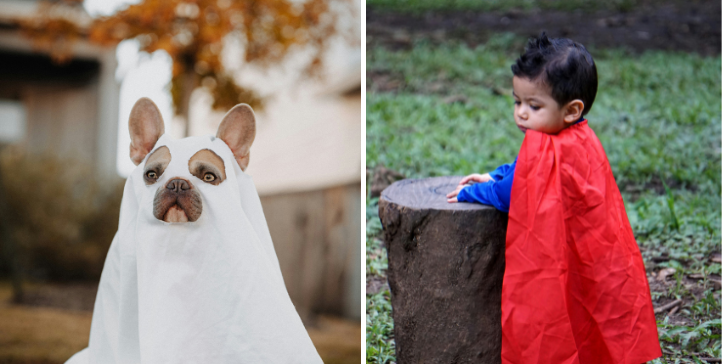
left=378, top=176, right=507, bottom=364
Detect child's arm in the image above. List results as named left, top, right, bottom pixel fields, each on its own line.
left=447, top=173, right=494, bottom=202
left=458, top=173, right=494, bottom=186
left=453, top=160, right=514, bottom=187
left=488, top=162, right=514, bottom=181
left=453, top=161, right=514, bottom=186
left=450, top=176, right=512, bottom=212
left=446, top=159, right=516, bottom=213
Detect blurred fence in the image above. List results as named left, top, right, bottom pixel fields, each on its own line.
left=262, top=182, right=362, bottom=320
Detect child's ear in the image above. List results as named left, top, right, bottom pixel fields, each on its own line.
left=563, top=99, right=585, bottom=124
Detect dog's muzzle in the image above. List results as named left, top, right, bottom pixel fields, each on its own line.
left=153, top=178, right=203, bottom=222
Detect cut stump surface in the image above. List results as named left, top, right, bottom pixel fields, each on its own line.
left=379, top=176, right=507, bottom=364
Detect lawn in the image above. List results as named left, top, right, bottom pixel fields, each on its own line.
left=365, top=34, right=721, bottom=363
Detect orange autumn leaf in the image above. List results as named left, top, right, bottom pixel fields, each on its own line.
left=18, top=0, right=355, bottom=116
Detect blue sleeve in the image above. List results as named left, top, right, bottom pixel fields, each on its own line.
left=457, top=159, right=516, bottom=213
left=488, top=162, right=513, bottom=181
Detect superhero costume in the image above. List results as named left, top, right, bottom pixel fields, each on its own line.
left=462, top=120, right=661, bottom=363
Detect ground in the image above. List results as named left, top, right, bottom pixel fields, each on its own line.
left=0, top=282, right=361, bottom=364
left=365, top=1, right=721, bottom=363
left=367, top=0, right=720, bottom=56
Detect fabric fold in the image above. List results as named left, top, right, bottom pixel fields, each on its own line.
left=501, top=121, right=661, bottom=364
left=66, top=134, right=322, bottom=364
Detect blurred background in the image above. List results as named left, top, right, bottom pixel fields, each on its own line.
left=365, top=0, right=720, bottom=363
left=0, top=0, right=360, bottom=363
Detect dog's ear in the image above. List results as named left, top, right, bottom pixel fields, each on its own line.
left=129, top=98, right=165, bottom=166
left=216, top=104, right=256, bottom=171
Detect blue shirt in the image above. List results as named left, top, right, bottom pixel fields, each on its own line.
left=457, top=118, right=586, bottom=212
left=456, top=158, right=516, bottom=212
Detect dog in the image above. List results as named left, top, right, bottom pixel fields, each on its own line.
left=65, top=98, right=323, bottom=364
left=129, top=97, right=254, bottom=223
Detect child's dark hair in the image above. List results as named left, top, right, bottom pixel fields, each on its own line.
left=511, top=32, right=598, bottom=115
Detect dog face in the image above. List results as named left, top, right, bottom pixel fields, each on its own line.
left=128, top=97, right=256, bottom=223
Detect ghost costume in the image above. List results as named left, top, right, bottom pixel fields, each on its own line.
left=66, top=134, right=322, bottom=363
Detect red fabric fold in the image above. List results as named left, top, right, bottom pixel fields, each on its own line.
left=501, top=121, right=661, bottom=364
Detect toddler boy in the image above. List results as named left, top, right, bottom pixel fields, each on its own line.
left=448, top=33, right=662, bottom=364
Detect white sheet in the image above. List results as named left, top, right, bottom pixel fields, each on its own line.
left=66, top=134, right=322, bottom=363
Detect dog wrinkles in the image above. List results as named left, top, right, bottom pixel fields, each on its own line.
left=153, top=178, right=203, bottom=222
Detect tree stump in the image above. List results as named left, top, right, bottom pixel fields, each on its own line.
left=378, top=176, right=507, bottom=364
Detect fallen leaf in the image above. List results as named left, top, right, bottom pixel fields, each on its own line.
left=656, top=267, right=676, bottom=282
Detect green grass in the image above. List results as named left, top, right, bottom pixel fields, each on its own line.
left=366, top=34, right=721, bottom=363
left=365, top=199, right=396, bottom=364
left=367, top=0, right=646, bottom=13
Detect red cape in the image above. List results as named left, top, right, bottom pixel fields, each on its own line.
left=502, top=121, right=661, bottom=364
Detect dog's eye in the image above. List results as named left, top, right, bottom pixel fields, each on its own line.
left=203, top=173, right=216, bottom=182
left=146, top=171, right=158, bottom=179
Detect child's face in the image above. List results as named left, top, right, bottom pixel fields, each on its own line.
left=512, top=76, right=576, bottom=134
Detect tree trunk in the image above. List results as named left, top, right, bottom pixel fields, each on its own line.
left=178, top=58, right=197, bottom=138
left=378, top=176, right=507, bottom=364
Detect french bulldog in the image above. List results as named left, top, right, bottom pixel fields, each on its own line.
left=65, top=97, right=323, bottom=364
left=128, top=97, right=255, bottom=223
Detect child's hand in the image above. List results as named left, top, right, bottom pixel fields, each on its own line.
left=446, top=184, right=465, bottom=203
left=447, top=173, right=494, bottom=203
left=458, top=173, right=493, bottom=185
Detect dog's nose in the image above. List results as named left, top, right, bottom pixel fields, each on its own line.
left=166, top=178, right=190, bottom=192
